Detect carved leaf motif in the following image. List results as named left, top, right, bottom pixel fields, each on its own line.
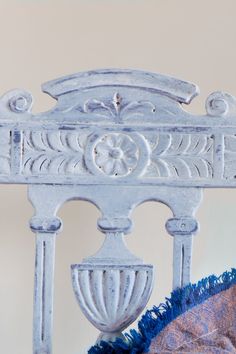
left=84, top=99, right=114, bottom=117
left=23, top=131, right=89, bottom=175
left=67, top=93, right=156, bottom=122
left=148, top=134, right=213, bottom=178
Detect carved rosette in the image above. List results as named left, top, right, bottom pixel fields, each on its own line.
left=85, top=132, right=150, bottom=178
left=94, top=133, right=138, bottom=176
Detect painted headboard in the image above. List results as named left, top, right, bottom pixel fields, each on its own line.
left=1, top=68, right=235, bottom=353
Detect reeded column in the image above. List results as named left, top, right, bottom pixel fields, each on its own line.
left=166, top=217, right=199, bottom=289
left=28, top=186, right=62, bottom=354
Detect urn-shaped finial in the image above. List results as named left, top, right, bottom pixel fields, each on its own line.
left=71, top=232, right=154, bottom=343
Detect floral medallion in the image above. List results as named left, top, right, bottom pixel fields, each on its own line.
left=94, top=133, right=139, bottom=176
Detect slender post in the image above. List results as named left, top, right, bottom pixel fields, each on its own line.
left=28, top=186, right=62, bottom=354
left=172, top=234, right=193, bottom=288
left=166, top=217, right=199, bottom=289
left=33, top=233, right=56, bottom=353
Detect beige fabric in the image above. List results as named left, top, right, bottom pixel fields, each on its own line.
left=146, top=285, right=236, bottom=353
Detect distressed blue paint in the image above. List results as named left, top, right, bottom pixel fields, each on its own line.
left=13, top=130, right=21, bottom=143
left=0, top=69, right=235, bottom=354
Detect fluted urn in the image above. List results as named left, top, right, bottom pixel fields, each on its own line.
left=71, top=232, right=154, bottom=343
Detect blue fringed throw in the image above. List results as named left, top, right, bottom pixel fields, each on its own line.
left=89, top=268, right=236, bottom=353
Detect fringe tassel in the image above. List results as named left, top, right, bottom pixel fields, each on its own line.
left=88, top=268, right=236, bottom=354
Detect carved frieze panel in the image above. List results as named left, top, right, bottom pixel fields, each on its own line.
left=20, top=129, right=214, bottom=180
left=0, top=126, right=235, bottom=185
left=0, top=126, right=229, bottom=182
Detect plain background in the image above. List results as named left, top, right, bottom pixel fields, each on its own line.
left=0, top=0, right=236, bottom=353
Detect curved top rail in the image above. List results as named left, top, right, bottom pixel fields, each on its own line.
left=42, top=68, right=199, bottom=104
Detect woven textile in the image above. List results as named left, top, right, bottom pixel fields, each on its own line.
left=89, top=270, right=236, bottom=354
left=147, top=284, right=236, bottom=353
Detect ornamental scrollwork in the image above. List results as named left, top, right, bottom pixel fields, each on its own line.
left=205, top=91, right=236, bottom=116
left=9, top=91, right=33, bottom=113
